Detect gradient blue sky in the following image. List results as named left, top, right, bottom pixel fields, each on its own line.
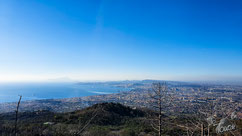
left=0, top=0, right=242, bottom=82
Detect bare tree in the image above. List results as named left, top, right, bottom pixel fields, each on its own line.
left=178, top=96, right=241, bottom=136
left=148, top=82, right=174, bottom=136
left=148, top=83, right=209, bottom=136
left=175, top=97, right=216, bottom=136
left=15, top=95, right=22, bottom=136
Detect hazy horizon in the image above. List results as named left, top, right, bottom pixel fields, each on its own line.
left=1, top=77, right=242, bottom=85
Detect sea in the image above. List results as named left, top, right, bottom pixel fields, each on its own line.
left=0, top=82, right=131, bottom=103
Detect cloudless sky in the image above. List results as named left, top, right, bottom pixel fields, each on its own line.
left=0, top=0, right=242, bottom=82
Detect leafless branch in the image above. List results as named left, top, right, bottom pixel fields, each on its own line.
left=15, top=95, right=22, bottom=136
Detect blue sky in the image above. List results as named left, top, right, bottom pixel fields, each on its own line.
left=0, top=0, right=242, bottom=82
